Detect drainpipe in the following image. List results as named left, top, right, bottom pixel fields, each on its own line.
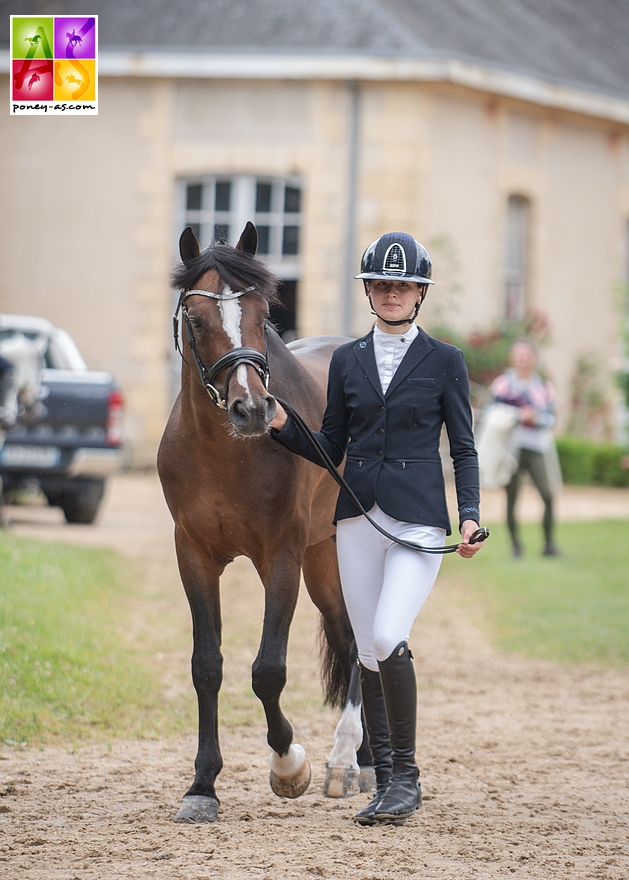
left=342, top=80, right=360, bottom=337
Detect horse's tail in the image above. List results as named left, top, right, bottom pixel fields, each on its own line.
left=317, top=617, right=349, bottom=709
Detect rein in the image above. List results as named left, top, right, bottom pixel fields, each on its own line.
left=172, top=286, right=488, bottom=554
left=273, top=395, right=489, bottom=555
left=173, top=285, right=270, bottom=410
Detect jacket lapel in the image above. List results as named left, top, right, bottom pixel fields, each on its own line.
left=353, top=331, right=384, bottom=401
left=385, top=327, right=435, bottom=398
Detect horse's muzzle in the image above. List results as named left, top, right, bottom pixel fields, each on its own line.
left=229, top=394, right=277, bottom=437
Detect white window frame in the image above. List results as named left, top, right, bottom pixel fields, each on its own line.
left=175, top=174, right=302, bottom=281
left=503, top=194, right=531, bottom=321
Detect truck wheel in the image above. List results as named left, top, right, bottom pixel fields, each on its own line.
left=60, top=479, right=105, bottom=525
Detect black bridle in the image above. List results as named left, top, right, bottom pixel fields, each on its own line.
left=173, top=285, right=270, bottom=410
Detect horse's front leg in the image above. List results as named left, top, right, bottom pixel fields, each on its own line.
left=252, top=554, right=311, bottom=799
left=173, top=529, right=225, bottom=823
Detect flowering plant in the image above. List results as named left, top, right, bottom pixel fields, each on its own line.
left=432, top=309, right=551, bottom=390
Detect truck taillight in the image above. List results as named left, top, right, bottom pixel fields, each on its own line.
left=107, top=389, right=124, bottom=446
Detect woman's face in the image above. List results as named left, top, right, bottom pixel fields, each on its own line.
left=510, top=342, right=537, bottom=375
left=367, top=280, right=424, bottom=323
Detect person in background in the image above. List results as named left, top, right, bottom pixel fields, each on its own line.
left=490, top=340, right=560, bottom=557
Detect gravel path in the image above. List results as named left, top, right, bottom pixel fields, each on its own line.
left=1, top=475, right=628, bottom=879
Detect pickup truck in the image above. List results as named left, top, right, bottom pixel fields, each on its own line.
left=0, top=314, right=125, bottom=524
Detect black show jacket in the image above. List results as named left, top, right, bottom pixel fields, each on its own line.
left=272, top=327, right=480, bottom=535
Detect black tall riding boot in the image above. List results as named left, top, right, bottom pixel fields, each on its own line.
left=354, top=664, right=393, bottom=826
left=373, top=641, right=421, bottom=822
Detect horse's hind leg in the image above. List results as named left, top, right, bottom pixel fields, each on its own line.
left=173, top=531, right=225, bottom=823
left=302, top=538, right=374, bottom=798
left=253, top=553, right=311, bottom=799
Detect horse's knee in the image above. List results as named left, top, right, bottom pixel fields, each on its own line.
left=251, top=658, right=287, bottom=704
left=191, top=651, right=223, bottom=695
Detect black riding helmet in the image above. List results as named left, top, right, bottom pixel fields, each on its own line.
left=355, top=232, right=434, bottom=285
left=356, top=232, right=434, bottom=325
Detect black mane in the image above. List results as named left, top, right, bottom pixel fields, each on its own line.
left=171, top=242, right=280, bottom=304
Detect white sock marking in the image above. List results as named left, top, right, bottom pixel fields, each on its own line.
left=327, top=703, right=362, bottom=769
left=270, top=743, right=307, bottom=777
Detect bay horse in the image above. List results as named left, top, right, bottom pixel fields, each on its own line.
left=157, top=223, right=373, bottom=823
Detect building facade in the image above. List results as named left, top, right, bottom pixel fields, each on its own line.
left=2, top=2, right=629, bottom=462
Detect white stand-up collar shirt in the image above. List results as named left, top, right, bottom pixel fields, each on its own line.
left=372, top=323, right=419, bottom=394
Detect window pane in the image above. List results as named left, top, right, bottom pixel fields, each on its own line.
left=284, top=185, right=301, bottom=213
left=186, top=184, right=203, bottom=210
left=282, top=225, right=300, bottom=256
left=256, top=182, right=272, bottom=213
left=504, top=195, right=529, bottom=321
left=215, top=181, right=231, bottom=212
left=214, top=223, right=230, bottom=242
left=257, top=225, right=270, bottom=255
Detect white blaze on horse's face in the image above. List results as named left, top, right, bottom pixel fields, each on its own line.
left=218, top=294, right=254, bottom=405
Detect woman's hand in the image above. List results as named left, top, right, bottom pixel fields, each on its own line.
left=457, top=520, right=484, bottom=558
left=269, top=401, right=288, bottom=431
left=519, top=404, right=538, bottom=426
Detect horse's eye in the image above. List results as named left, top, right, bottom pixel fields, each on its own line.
left=189, top=316, right=203, bottom=330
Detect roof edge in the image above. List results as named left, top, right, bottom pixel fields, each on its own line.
left=2, top=49, right=629, bottom=124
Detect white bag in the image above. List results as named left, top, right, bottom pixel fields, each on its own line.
left=476, top=403, right=519, bottom=489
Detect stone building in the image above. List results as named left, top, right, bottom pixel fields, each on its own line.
left=2, top=0, right=629, bottom=462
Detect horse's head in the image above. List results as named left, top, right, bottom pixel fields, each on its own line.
left=173, top=223, right=279, bottom=438
left=0, top=333, right=46, bottom=429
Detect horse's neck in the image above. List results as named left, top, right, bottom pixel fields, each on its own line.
left=266, top=329, right=319, bottom=401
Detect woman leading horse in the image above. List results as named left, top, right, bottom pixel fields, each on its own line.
left=270, top=232, right=484, bottom=825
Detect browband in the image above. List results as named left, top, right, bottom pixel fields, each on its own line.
left=184, top=285, right=256, bottom=301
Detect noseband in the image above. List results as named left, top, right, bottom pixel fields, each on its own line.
left=173, top=285, right=270, bottom=410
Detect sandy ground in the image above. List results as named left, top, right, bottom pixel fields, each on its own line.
left=1, top=475, right=628, bottom=879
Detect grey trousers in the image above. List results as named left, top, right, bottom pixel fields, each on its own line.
left=505, top=448, right=554, bottom=546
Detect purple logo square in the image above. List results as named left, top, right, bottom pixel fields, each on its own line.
left=54, top=16, right=96, bottom=59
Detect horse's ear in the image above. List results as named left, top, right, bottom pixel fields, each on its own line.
left=179, top=226, right=200, bottom=265
left=235, top=221, right=258, bottom=256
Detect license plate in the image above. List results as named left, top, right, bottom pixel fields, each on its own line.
left=0, top=444, right=61, bottom=468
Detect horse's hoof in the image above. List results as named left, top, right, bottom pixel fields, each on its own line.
left=173, top=795, right=220, bottom=823
left=358, top=765, right=377, bottom=793
left=269, top=744, right=311, bottom=799
left=323, top=764, right=360, bottom=798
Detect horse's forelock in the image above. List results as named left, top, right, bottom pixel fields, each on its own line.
left=171, top=243, right=280, bottom=304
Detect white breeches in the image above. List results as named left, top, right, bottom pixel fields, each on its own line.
left=336, top=504, right=445, bottom=672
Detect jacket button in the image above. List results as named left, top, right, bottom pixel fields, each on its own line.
left=376, top=428, right=384, bottom=436
left=379, top=406, right=385, bottom=414
left=377, top=449, right=383, bottom=456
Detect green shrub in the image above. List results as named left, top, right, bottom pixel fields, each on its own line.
left=556, top=436, right=629, bottom=487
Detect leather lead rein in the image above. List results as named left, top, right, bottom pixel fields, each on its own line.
left=274, top=395, right=489, bottom=555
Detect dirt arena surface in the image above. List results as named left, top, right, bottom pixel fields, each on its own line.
left=1, top=475, right=628, bottom=879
